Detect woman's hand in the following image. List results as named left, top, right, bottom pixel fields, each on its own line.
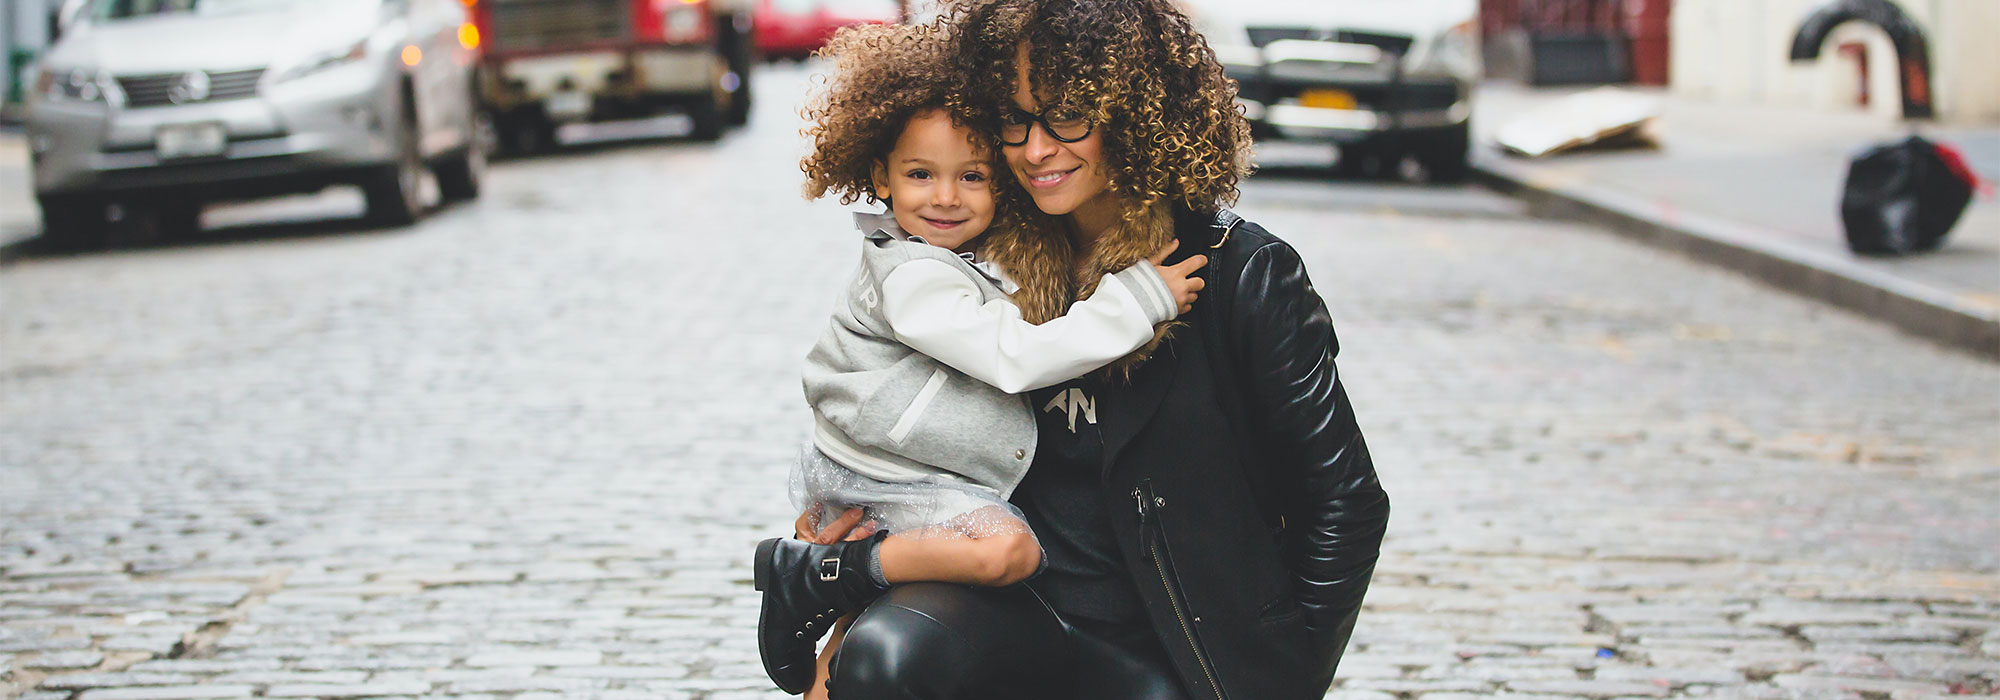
left=795, top=506, right=879, bottom=544
left=1148, top=240, right=1208, bottom=315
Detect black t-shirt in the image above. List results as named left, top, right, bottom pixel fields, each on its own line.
left=1015, top=375, right=1149, bottom=627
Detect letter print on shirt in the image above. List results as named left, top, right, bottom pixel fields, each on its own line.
left=1042, top=387, right=1098, bottom=433
left=855, top=270, right=880, bottom=311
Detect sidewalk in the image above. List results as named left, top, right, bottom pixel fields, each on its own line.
left=1472, top=82, right=2000, bottom=359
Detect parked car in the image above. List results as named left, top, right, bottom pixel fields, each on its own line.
left=754, top=0, right=900, bottom=62
left=26, top=0, right=485, bottom=243
left=1184, top=0, right=1480, bottom=180
left=471, top=0, right=757, bottom=152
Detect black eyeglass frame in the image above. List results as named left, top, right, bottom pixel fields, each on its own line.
left=995, top=106, right=1095, bottom=147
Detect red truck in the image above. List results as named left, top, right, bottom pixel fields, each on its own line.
left=468, top=0, right=757, bottom=152
left=754, top=0, right=902, bottom=62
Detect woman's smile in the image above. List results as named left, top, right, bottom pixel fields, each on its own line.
left=1024, top=166, right=1079, bottom=189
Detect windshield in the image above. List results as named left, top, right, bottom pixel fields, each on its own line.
left=90, top=0, right=372, bottom=20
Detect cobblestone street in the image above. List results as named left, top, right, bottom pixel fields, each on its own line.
left=3, top=64, right=1997, bottom=700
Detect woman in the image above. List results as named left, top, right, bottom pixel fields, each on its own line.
left=797, top=0, right=1389, bottom=697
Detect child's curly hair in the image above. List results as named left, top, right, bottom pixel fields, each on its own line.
left=800, top=22, right=987, bottom=204
left=943, top=0, right=1252, bottom=216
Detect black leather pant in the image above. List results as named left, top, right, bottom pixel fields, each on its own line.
left=825, top=583, right=1190, bottom=700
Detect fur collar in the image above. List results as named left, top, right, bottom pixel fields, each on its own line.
left=980, top=203, right=1181, bottom=379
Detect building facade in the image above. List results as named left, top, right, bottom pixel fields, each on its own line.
left=1672, top=0, right=1998, bottom=124
left=1482, top=0, right=1998, bottom=125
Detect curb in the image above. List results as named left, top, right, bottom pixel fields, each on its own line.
left=1473, top=154, right=2000, bottom=362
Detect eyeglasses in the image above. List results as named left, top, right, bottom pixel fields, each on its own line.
left=996, top=105, right=1094, bottom=146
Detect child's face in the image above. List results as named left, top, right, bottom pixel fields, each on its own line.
left=872, top=109, right=996, bottom=253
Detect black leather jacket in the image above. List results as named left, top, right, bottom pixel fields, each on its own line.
left=1094, top=208, right=1389, bottom=700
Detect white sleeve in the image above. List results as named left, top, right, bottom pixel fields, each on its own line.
left=879, top=258, right=1179, bottom=394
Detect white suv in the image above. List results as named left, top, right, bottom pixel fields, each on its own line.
left=1184, top=0, right=1480, bottom=180
left=27, top=0, right=485, bottom=245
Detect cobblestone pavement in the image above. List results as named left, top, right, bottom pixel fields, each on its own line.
left=4, top=64, right=1997, bottom=700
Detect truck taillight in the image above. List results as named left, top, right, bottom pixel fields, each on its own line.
left=467, top=0, right=492, bottom=55
left=639, top=0, right=712, bottom=44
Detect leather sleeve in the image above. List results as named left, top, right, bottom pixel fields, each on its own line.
left=1232, top=239, right=1390, bottom=685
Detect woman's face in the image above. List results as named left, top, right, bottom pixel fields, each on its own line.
left=1000, top=45, right=1119, bottom=234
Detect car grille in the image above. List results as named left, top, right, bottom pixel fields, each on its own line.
left=487, top=0, right=632, bottom=52
left=1262, top=81, right=1460, bottom=113
left=1246, top=27, right=1415, bottom=56
left=117, top=68, right=265, bottom=108
left=1374, top=82, right=1459, bottom=111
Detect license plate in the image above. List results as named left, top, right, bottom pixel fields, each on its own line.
left=156, top=122, right=227, bottom=159
left=1299, top=88, right=1359, bottom=110
left=545, top=91, right=591, bottom=122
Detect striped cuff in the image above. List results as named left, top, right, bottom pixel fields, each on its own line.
left=1112, top=259, right=1179, bottom=324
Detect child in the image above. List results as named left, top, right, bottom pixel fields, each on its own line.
left=753, top=24, right=1206, bottom=697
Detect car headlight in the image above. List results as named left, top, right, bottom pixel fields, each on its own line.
left=34, top=67, right=119, bottom=103
left=1408, top=19, right=1479, bottom=81
left=274, top=39, right=370, bottom=83
left=1434, top=20, right=1479, bottom=75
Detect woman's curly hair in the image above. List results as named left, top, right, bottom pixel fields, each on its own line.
left=943, top=0, right=1252, bottom=217
left=800, top=22, right=987, bottom=204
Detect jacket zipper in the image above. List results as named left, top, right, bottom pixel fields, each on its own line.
left=1134, top=480, right=1227, bottom=700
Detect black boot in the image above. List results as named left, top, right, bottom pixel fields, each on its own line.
left=754, top=531, right=892, bottom=694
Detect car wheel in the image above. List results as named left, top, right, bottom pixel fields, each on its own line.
left=1333, top=141, right=1392, bottom=180
left=690, top=93, right=723, bottom=142
left=364, top=108, right=425, bottom=227
left=154, top=200, right=204, bottom=238
left=498, top=110, right=556, bottom=158
left=723, top=18, right=755, bottom=126
left=726, top=72, right=752, bottom=127
left=436, top=112, right=488, bottom=202
left=1417, top=122, right=1472, bottom=184
left=37, top=194, right=107, bottom=250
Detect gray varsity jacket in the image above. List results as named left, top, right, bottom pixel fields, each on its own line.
left=802, top=213, right=1180, bottom=497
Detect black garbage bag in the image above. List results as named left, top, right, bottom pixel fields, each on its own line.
left=1840, top=135, right=1976, bottom=255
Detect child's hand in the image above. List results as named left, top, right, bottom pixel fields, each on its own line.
left=1148, top=240, right=1208, bottom=315
left=796, top=507, right=878, bottom=544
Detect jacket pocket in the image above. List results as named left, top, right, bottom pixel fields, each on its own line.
left=1257, top=593, right=1305, bottom=625
left=885, top=369, right=948, bottom=445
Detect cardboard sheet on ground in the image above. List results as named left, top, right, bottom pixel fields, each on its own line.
left=1496, top=88, right=1663, bottom=158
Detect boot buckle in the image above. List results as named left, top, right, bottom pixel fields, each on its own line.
left=817, top=556, right=841, bottom=582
